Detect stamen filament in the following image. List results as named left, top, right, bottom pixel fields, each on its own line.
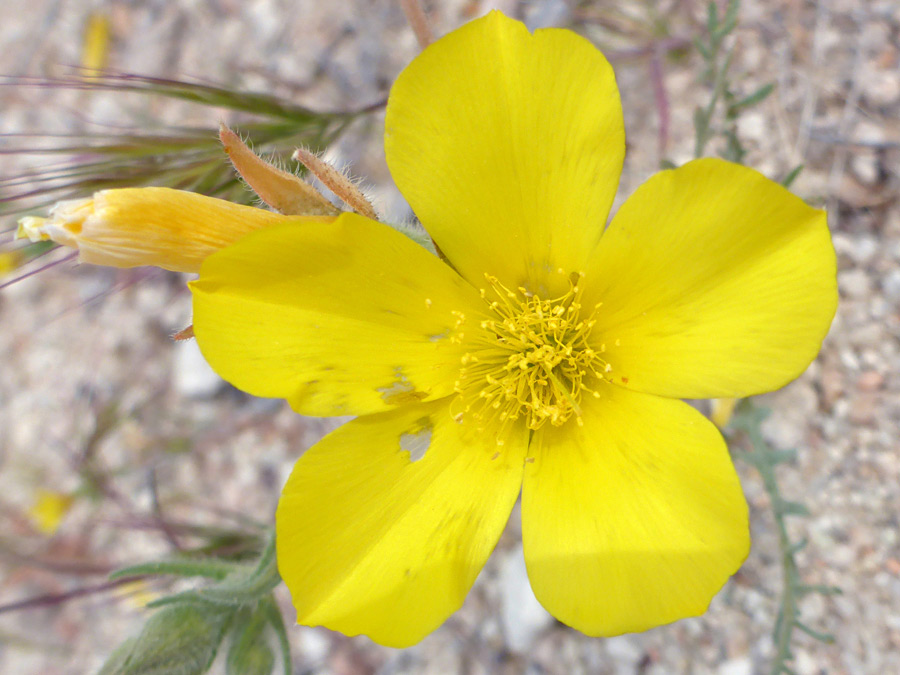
left=453, top=271, right=610, bottom=433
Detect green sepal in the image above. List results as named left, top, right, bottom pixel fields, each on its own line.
left=390, top=220, right=438, bottom=256
left=226, top=607, right=276, bottom=675
left=107, top=603, right=235, bottom=675
left=97, top=637, right=139, bottom=675
left=259, top=596, right=292, bottom=675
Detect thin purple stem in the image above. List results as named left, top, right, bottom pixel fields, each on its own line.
left=0, top=251, right=77, bottom=290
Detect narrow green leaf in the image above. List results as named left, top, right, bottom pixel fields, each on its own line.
left=693, top=106, right=710, bottom=148
left=733, top=83, right=774, bottom=109
left=797, top=583, right=842, bottom=596
left=764, top=448, right=798, bottom=465
left=197, top=533, right=280, bottom=604
left=111, top=559, right=241, bottom=581
left=781, top=164, right=804, bottom=188
left=715, top=0, right=740, bottom=39
left=722, top=131, right=746, bottom=164
left=147, top=533, right=280, bottom=609
left=693, top=37, right=711, bottom=60
left=21, top=240, right=57, bottom=259
left=779, top=500, right=811, bottom=517
left=788, top=537, right=809, bottom=555
left=706, top=2, right=719, bottom=35
left=794, top=620, right=835, bottom=643
left=146, top=591, right=226, bottom=610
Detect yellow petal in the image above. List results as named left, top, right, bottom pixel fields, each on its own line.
left=586, top=158, right=837, bottom=398
left=522, top=383, right=749, bottom=636
left=385, top=11, right=624, bottom=292
left=191, top=213, right=485, bottom=417
left=16, top=188, right=325, bottom=273
left=276, top=399, right=526, bottom=647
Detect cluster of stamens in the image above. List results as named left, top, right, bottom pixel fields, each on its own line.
left=452, top=272, right=609, bottom=436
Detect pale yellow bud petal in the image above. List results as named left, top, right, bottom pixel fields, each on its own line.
left=16, top=187, right=333, bottom=273
left=710, top=397, right=739, bottom=429
left=220, top=124, right=340, bottom=217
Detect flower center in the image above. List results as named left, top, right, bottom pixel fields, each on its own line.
left=453, top=272, right=609, bottom=437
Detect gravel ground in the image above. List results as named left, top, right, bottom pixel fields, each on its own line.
left=1, top=1, right=898, bottom=673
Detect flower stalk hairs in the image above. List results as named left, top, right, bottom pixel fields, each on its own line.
left=19, top=11, right=837, bottom=648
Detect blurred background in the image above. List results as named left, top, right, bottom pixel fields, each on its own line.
left=0, top=0, right=898, bottom=673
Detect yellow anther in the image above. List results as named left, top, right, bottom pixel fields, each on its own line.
left=453, top=271, right=610, bottom=431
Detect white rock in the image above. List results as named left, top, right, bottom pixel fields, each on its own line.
left=736, top=111, right=766, bottom=143
left=838, top=269, right=872, bottom=299
left=525, top=0, right=572, bottom=30
left=605, top=635, right=643, bottom=674
left=717, top=656, right=752, bottom=675
left=298, top=626, right=331, bottom=664
left=851, top=234, right=879, bottom=264
left=864, top=70, right=900, bottom=108
left=850, top=152, right=880, bottom=185
left=794, top=649, right=819, bottom=675
left=854, top=120, right=886, bottom=145
left=173, top=340, right=224, bottom=398
left=760, top=381, right=818, bottom=448
left=882, top=268, right=900, bottom=302
left=499, top=545, right=554, bottom=652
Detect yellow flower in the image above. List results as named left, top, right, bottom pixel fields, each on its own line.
left=28, top=489, right=74, bottom=535
left=189, top=12, right=837, bottom=647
